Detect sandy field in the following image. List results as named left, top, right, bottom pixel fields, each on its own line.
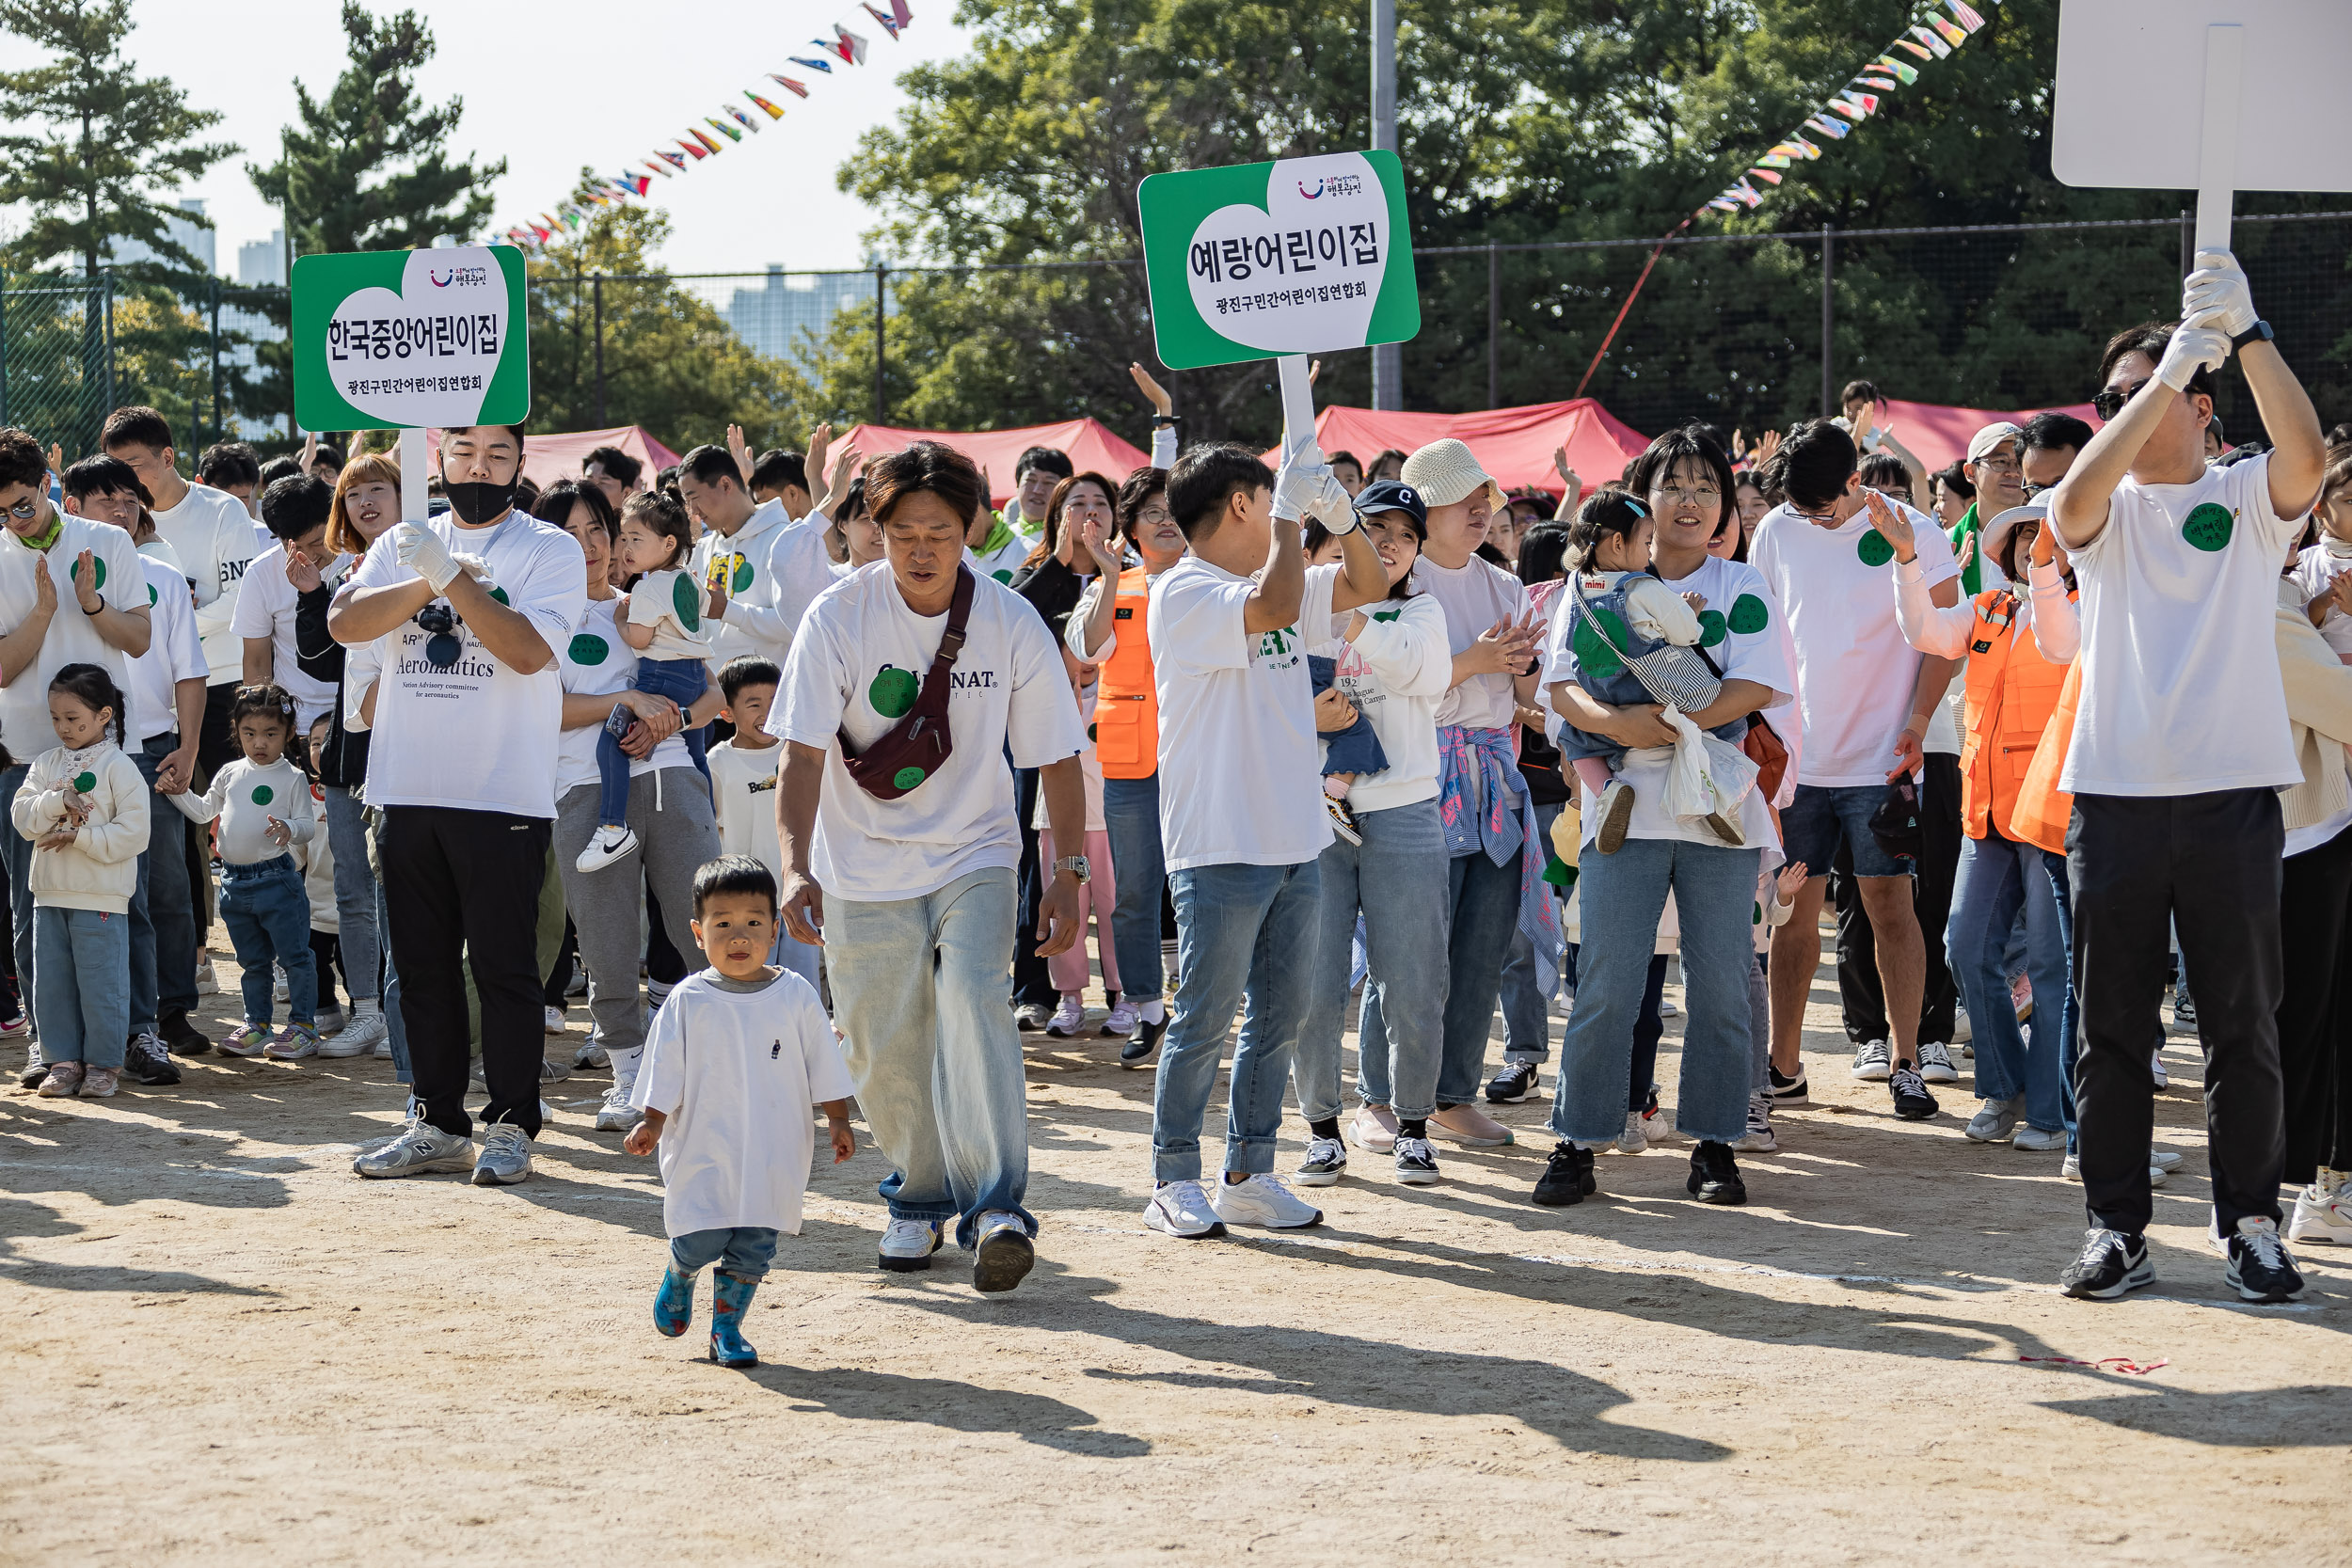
left=3, top=922, right=2347, bottom=1568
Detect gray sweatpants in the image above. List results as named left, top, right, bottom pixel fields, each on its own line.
left=553, top=771, right=719, bottom=1066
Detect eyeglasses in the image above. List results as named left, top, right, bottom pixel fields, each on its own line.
left=5, top=496, right=40, bottom=521
left=1648, top=484, right=1722, bottom=504
left=1134, top=505, right=1172, bottom=527
left=1972, top=454, right=2022, bottom=474
left=2091, top=379, right=2151, bottom=421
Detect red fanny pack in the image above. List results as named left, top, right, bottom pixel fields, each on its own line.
left=839, top=562, right=974, bottom=800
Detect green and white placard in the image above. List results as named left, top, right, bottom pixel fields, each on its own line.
left=1137, top=150, right=1418, bottom=371
left=291, top=244, right=531, bottom=432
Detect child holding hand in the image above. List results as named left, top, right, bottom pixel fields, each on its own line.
left=625, top=855, right=854, bottom=1370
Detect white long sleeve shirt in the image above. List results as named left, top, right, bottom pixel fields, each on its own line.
left=169, top=756, right=317, bottom=865
left=150, top=481, right=261, bottom=684
left=1892, top=553, right=2079, bottom=663
left=690, top=498, right=838, bottom=677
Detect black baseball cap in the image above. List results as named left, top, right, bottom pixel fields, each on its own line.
left=1353, top=478, right=1427, bottom=530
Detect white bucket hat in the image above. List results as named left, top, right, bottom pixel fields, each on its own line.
left=1398, top=438, right=1506, bottom=512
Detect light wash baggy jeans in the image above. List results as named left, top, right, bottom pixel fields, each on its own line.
left=1152, top=858, right=1322, bottom=1182
left=827, top=864, right=1036, bottom=1249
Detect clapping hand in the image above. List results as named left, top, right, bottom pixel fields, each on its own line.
left=1861, top=490, right=1916, bottom=564
left=1466, top=614, right=1542, bottom=676
left=1076, top=508, right=1121, bottom=576
left=31, top=556, right=56, bottom=619
left=71, top=549, right=103, bottom=613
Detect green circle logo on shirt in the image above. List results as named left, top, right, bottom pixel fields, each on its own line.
left=148, top=583, right=158, bottom=606
left=251, top=784, right=274, bottom=805
left=568, top=633, right=610, bottom=666
left=731, top=556, right=755, bottom=593
left=1726, top=593, right=1771, bottom=635
left=868, top=665, right=918, bottom=718
left=1753, top=900, right=1764, bottom=926
left=69, top=556, right=106, bottom=590
left=992, top=569, right=1013, bottom=584
left=2183, top=501, right=2234, bottom=552
left=489, top=586, right=509, bottom=605
left=1697, top=610, right=1727, bottom=648
left=892, top=765, right=927, bottom=790
left=1856, top=531, right=1896, bottom=567
left=72, top=770, right=95, bottom=793
left=1570, top=606, right=1630, bottom=677
left=672, top=573, right=701, bottom=631
left=1088, top=721, right=1098, bottom=743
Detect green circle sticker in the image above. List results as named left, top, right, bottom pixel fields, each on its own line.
left=868, top=665, right=918, bottom=718
left=148, top=583, right=158, bottom=607
left=1570, top=606, right=1630, bottom=677
left=992, top=569, right=1013, bottom=584
left=488, top=587, right=509, bottom=605
left=72, top=770, right=95, bottom=793
left=672, top=573, right=701, bottom=631
left=1697, top=610, right=1727, bottom=648
left=1087, top=722, right=1098, bottom=743
left=1726, top=593, right=1770, bottom=635
left=1753, top=900, right=1764, bottom=926
left=252, top=784, right=274, bottom=805
left=2182, top=501, right=2234, bottom=552
left=68, top=556, right=106, bottom=590
left=891, top=765, right=927, bottom=789
left=1856, top=531, right=1896, bottom=567
left=567, top=633, right=610, bottom=666
left=731, top=557, right=755, bottom=593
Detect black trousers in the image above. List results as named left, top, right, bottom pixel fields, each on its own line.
left=1833, top=752, right=1961, bottom=1045
left=2069, top=789, right=2284, bottom=1237
left=2280, top=818, right=2352, bottom=1184
left=1010, top=765, right=1057, bottom=1007
left=379, top=805, right=552, bottom=1140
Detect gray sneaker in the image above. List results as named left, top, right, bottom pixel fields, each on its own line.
left=539, top=1055, right=570, bottom=1085
left=472, top=1121, right=532, bottom=1186
left=353, top=1117, right=476, bottom=1179
left=593, top=1081, right=638, bottom=1132
left=1964, top=1093, right=2024, bottom=1143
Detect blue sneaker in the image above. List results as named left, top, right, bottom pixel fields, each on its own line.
left=709, top=1271, right=759, bottom=1368
left=654, top=1267, right=696, bottom=1338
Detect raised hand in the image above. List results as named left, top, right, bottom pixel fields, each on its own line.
left=71, top=548, right=102, bottom=612
left=32, top=556, right=57, bottom=619
left=1774, top=859, right=1810, bottom=900
left=805, top=421, right=834, bottom=490
left=1861, top=489, right=1916, bottom=563
left=1077, top=508, right=1120, bottom=576
left=727, top=422, right=753, bottom=483
left=1127, top=362, right=1173, bottom=417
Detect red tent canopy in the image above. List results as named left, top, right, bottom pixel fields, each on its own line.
left=1261, top=399, right=1653, bottom=498
left=837, top=418, right=1152, bottom=507
left=1874, top=399, right=2102, bottom=475
left=424, top=424, right=683, bottom=491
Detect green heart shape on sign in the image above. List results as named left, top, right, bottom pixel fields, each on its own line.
left=868, top=665, right=918, bottom=718
left=2182, top=501, right=2234, bottom=552
left=69, top=555, right=107, bottom=590
left=72, top=770, right=95, bottom=793
left=252, top=784, right=275, bottom=805
left=1856, top=531, right=1896, bottom=567
left=731, top=557, right=754, bottom=593
left=1570, top=606, right=1630, bottom=678
left=1697, top=610, right=1727, bottom=648
left=672, top=573, right=701, bottom=632
left=892, top=766, right=927, bottom=789
left=568, top=633, right=609, bottom=666
left=1726, top=593, right=1770, bottom=635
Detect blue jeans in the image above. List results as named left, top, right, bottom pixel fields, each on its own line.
left=826, top=865, right=1033, bottom=1248
left=1549, top=835, right=1759, bottom=1145
left=1292, top=800, right=1449, bottom=1122
left=2045, top=849, right=2080, bottom=1151
left=1782, top=782, right=1912, bottom=879
left=1559, top=942, right=1671, bottom=1106
left=1102, top=773, right=1167, bottom=1002
left=670, top=1225, right=779, bottom=1278
left=596, top=657, right=709, bottom=825
left=1499, top=800, right=1565, bottom=1058
left=220, top=856, right=317, bottom=1026
left=322, top=785, right=379, bottom=1001
left=375, top=852, right=413, bottom=1083
left=1360, top=842, right=1523, bottom=1105
left=1, top=763, right=32, bottom=1007
left=1154, top=859, right=1322, bottom=1181
left=130, top=734, right=199, bottom=1033
left=1947, top=827, right=2068, bottom=1133
left=33, top=906, right=130, bottom=1068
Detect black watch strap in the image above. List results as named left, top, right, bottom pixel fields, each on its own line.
left=2231, top=320, right=2273, bottom=351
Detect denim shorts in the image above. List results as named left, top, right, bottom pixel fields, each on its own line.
left=1781, top=782, right=1911, bottom=879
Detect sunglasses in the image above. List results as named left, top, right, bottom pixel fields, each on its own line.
left=6, top=496, right=40, bottom=521
left=2091, top=378, right=2152, bottom=421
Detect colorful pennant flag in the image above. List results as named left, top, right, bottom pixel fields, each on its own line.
left=643, top=158, right=675, bottom=179
left=1839, top=90, right=1879, bottom=114
left=831, top=25, right=869, bottom=65
left=1912, top=24, right=1952, bottom=58
left=689, top=127, right=724, bottom=154
left=745, top=91, right=787, bottom=119
left=1748, top=167, right=1784, bottom=185
left=1930, top=17, right=1967, bottom=49
left=1874, top=55, right=1919, bottom=85
left=887, top=0, right=912, bottom=24
left=725, top=104, right=760, bottom=134
left=706, top=117, right=743, bottom=143
left=1790, top=135, right=1822, bottom=159
left=862, top=1, right=899, bottom=37
left=676, top=138, right=708, bottom=161
left=1860, top=75, right=1898, bottom=90
left=789, top=54, right=834, bottom=73
left=616, top=174, right=651, bottom=197
left=1945, top=1, right=1985, bottom=33
left=1804, top=115, right=1851, bottom=138
left=1708, top=198, right=1740, bottom=213
left=1894, top=38, right=1933, bottom=59
left=768, top=73, right=810, bottom=99
left=1756, top=151, right=1791, bottom=169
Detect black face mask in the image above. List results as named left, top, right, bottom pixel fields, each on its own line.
left=444, top=478, right=517, bottom=526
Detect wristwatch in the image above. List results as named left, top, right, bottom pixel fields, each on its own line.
left=2232, top=320, right=2274, bottom=352
left=1054, top=853, right=1091, bottom=883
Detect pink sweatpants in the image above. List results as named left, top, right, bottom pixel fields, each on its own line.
left=1040, top=828, right=1120, bottom=996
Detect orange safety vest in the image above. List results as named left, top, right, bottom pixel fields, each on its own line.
left=2008, top=657, right=2080, bottom=856
left=1957, top=586, right=2073, bottom=840
left=1095, top=566, right=1160, bottom=780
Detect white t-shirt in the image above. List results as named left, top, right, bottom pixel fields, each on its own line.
left=708, top=736, right=785, bottom=875
left=969, top=533, right=1031, bottom=586
left=2062, top=453, right=2304, bottom=796
left=232, top=544, right=348, bottom=728
left=1308, top=589, right=1453, bottom=813
left=553, top=596, right=691, bottom=796
left=773, top=562, right=1084, bottom=902
left=170, top=755, right=318, bottom=865
left=338, top=510, right=587, bottom=818
left=691, top=499, right=839, bottom=677
left=0, top=515, right=145, bottom=763
left=1748, top=499, right=1960, bottom=786
left=628, top=969, right=855, bottom=1237
left=1149, top=555, right=1338, bottom=871
left=2292, top=539, right=2352, bottom=661
left=150, top=481, right=260, bottom=684
left=624, top=567, right=711, bottom=664
left=1414, top=553, right=1534, bottom=730
left=127, top=552, right=207, bottom=743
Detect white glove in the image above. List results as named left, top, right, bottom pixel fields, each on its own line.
left=2155, top=321, right=2231, bottom=392
left=1272, top=438, right=1333, bottom=525
left=394, top=522, right=461, bottom=594
left=1307, top=470, right=1357, bottom=533
left=447, top=551, right=495, bottom=585
left=2183, top=248, right=2257, bottom=338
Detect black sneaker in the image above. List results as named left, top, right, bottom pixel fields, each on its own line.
left=123, top=1032, right=182, bottom=1086
left=1530, top=1141, right=1597, bottom=1207
left=160, top=1008, right=212, bottom=1056
left=1888, top=1064, right=1938, bottom=1120
left=1686, top=1140, right=1747, bottom=1205
left=2058, top=1227, right=2154, bottom=1300
left=1120, top=1009, right=1168, bottom=1069
left=1393, top=1135, right=1439, bottom=1186
left=2223, top=1218, right=2306, bottom=1304
left=1767, top=1063, right=1808, bottom=1103
left=1486, top=1058, right=1539, bottom=1103
left=1324, top=794, right=1363, bottom=847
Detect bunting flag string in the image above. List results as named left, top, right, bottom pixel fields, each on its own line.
left=498, top=2, right=914, bottom=248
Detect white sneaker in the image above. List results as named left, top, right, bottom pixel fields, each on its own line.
left=1044, top=995, right=1086, bottom=1037
left=1613, top=1110, right=1648, bottom=1155
left=1294, top=1135, right=1347, bottom=1187
left=971, top=1210, right=1035, bottom=1292
left=1100, top=1000, right=1139, bottom=1037
left=878, top=1215, right=945, bottom=1272
left=315, top=1002, right=346, bottom=1036
left=323, top=1004, right=386, bottom=1058
left=194, top=957, right=219, bottom=995
left=352, top=1116, right=475, bottom=1179
left=1729, top=1091, right=1777, bottom=1153
left=574, top=1037, right=610, bottom=1069
left=1850, top=1039, right=1892, bottom=1081
left=1658, top=994, right=1679, bottom=1019
left=1915, top=1040, right=1959, bottom=1084
left=2151, top=1149, right=2184, bottom=1172
left=593, top=1082, right=638, bottom=1132
left=543, top=1006, right=565, bottom=1036
left=1950, top=1004, right=1973, bottom=1044
left=575, top=824, right=640, bottom=874
left=2150, top=1050, right=2169, bottom=1089
left=2014, top=1124, right=2067, bottom=1151
left=2289, top=1174, right=2352, bottom=1245
left=471, top=1121, right=532, bottom=1186
left=273, top=963, right=290, bottom=1003
left=2060, top=1152, right=2168, bottom=1187
left=1144, top=1180, right=1226, bottom=1238
left=1209, top=1172, right=1323, bottom=1229
left=1347, top=1104, right=1398, bottom=1153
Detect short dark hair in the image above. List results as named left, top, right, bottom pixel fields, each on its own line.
left=532, top=479, right=617, bottom=539
left=1115, top=464, right=1165, bottom=538
left=1166, top=442, right=1272, bottom=539
left=1931, top=461, right=1975, bottom=502
left=310, top=442, right=345, bottom=471
left=261, top=474, right=335, bottom=541
left=1014, top=445, right=1073, bottom=483
left=257, top=455, right=303, bottom=488
left=1769, top=420, right=1857, bottom=512
left=0, top=427, right=43, bottom=492
left=1839, top=378, right=1880, bottom=409
left=678, top=444, right=744, bottom=492
left=229, top=681, right=297, bottom=736
left=582, top=444, right=642, bottom=487
left=100, top=404, right=173, bottom=453
left=867, top=440, right=985, bottom=528
left=1625, top=424, right=1739, bottom=546
left=1858, top=451, right=1913, bottom=496
left=1328, top=450, right=1362, bottom=474
left=719, top=655, right=781, bottom=705
left=620, top=490, right=693, bottom=571
left=1518, top=521, right=1571, bottom=585
left=49, top=662, right=129, bottom=747
left=692, top=853, right=778, bottom=917
left=2020, top=411, right=2095, bottom=456
left=750, top=449, right=807, bottom=497
left=1563, top=487, right=1651, bottom=572
left=441, top=422, right=526, bottom=454
left=197, top=441, right=262, bottom=488
left=62, top=456, right=150, bottom=507
left=2099, top=322, right=2213, bottom=403
left=1370, top=448, right=1407, bottom=479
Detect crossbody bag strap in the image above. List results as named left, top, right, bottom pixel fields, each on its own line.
left=906, top=563, right=978, bottom=722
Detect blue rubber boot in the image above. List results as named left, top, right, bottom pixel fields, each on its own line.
left=654, top=1267, right=696, bottom=1338
left=709, top=1271, right=759, bottom=1368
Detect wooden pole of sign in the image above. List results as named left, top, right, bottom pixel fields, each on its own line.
left=398, top=427, right=427, bottom=521
left=1277, top=354, right=1317, bottom=461
left=2194, top=23, right=2242, bottom=254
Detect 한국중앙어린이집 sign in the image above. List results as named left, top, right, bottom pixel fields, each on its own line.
left=291, top=244, right=532, bottom=432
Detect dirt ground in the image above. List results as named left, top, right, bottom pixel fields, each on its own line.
left=3, top=921, right=2347, bottom=1568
